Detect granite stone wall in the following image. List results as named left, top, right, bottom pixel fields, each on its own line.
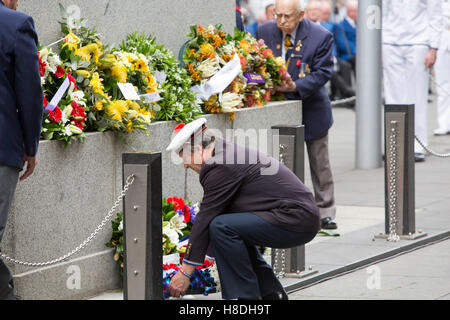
left=18, top=0, right=236, bottom=58
left=5, top=101, right=302, bottom=299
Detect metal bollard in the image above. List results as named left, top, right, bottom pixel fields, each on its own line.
left=271, top=125, right=317, bottom=278
left=375, top=105, right=427, bottom=241
left=122, top=152, right=163, bottom=300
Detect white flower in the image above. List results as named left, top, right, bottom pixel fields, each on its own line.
left=69, top=90, right=86, bottom=106
left=222, top=43, right=236, bottom=56
left=197, top=57, right=221, bottom=79
left=63, top=125, right=73, bottom=137
left=163, top=224, right=179, bottom=245
left=118, top=220, right=123, bottom=231
left=220, top=92, right=242, bottom=113
left=69, top=124, right=83, bottom=135
left=61, top=111, right=69, bottom=125
left=170, top=214, right=187, bottom=236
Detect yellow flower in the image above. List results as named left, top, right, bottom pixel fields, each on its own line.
left=127, top=100, right=141, bottom=111
left=145, top=73, right=159, bottom=93
left=75, top=43, right=98, bottom=62
left=94, top=100, right=104, bottom=111
left=137, top=108, right=152, bottom=124
left=109, top=101, right=128, bottom=121
left=135, top=59, right=149, bottom=73
left=63, top=29, right=80, bottom=52
left=111, top=63, right=128, bottom=83
left=106, top=100, right=129, bottom=122
left=199, top=43, right=216, bottom=60
left=75, top=70, right=91, bottom=78
left=90, top=72, right=106, bottom=96
left=239, top=40, right=251, bottom=55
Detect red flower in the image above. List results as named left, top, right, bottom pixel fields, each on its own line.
left=67, top=73, right=77, bottom=90
left=246, top=94, right=256, bottom=108
left=43, top=96, right=48, bottom=107
left=240, top=56, right=248, bottom=70
left=38, top=55, right=47, bottom=77
left=264, top=90, right=271, bottom=103
left=55, top=65, right=65, bottom=78
left=167, top=197, right=191, bottom=223
left=48, top=106, right=62, bottom=123
left=262, top=48, right=274, bottom=58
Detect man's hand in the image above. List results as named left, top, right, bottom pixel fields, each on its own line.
left=168, top=270, right=191, bottom=298
left=275, top=73, right=297, bottom=93
left=20, top=155, right=37, bottom=181
left=425, top=49, right=437, bottom=69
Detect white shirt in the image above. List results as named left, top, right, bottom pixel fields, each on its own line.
left=443, top=0, right=450, bottom=29
left=382, top=0, right=443, bottom=49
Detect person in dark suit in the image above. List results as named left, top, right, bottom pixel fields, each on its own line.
left=255, top=0, right=337, bottom=229
left=320, top=0, right=355, bottom=101
left=0, top=0, right=43, bottom=300
left=334, top=0, right=357, bottom=84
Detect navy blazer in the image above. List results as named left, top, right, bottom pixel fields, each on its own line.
left=0, top=3, right=43, bottom=170
left=256, top=18, right=334, bottom=141
left=335, top=18, right=356, bottom=61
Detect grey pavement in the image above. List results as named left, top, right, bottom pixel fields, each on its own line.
left=89, top=94, right=450, bottom=300
left=289, top=239, right=450, bottom=300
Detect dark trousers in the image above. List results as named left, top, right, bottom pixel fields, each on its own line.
left=331, top=59, right=355, bottom=99
left=209, top=213, right=317, bottom=300
left=0, top=165, right=19, bottom=300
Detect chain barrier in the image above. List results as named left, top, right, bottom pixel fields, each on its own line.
left=0, top=175, right=135, bottom=267
left=415, top=135, right=450, bottom=158
left=331, top=96, right=356, bottom=107
left=387, top=122, right=400, bottom=242
left=272, top=248, right=286, bottom=279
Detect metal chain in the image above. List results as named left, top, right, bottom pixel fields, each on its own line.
left=415, top=135, right=450, bottom=158
left=273, top=144, right=288, bottom=278
left=0, top=175, right=135, bottom=267
left=387, top=122, right=400, bottom=242
left=331, top=96, right=356, bottom=107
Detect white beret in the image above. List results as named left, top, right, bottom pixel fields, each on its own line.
left=166, top=118, right=208, bottom=154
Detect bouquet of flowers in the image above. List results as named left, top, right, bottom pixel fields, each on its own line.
left=162, top=197, right=200, bottom=256
left=39, top=46, right=88, bottom=145
left=120, top=33, right=202, bottom=123
left=232, top=29, right=289, bottom=107
left=183, top=24, right=246, bottom=119
left=58, top=4, right=152, bottom=133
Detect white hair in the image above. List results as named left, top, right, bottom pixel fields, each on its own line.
left=297, top=0, right=306, bottom=11
left=276, top=0, right=306, bottom=12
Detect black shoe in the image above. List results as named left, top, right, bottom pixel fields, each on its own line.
left=262, top=289, right=288, bottom=300
left=321, top=217, right=338, bottom=230
left=414, top=153, right=425, bottom=162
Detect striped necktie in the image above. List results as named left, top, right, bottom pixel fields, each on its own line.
left=285, top=34, right=294, bottom=65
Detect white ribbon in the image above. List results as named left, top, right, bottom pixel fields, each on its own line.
left=191, top=53, right=241, bottom=101
left=46, top=77, right=70, bottom=112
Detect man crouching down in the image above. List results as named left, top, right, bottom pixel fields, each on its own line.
left=166, top=118, right=320, bottom=300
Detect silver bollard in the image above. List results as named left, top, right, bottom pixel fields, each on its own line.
left=375, top=105, right=427, bottom=241
left=271, top=125, right=318, bottom=279
left=122, top=152, right=163, bottom=300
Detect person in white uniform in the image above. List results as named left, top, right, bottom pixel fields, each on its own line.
left=382, top=0, right=443, bottom=162
left=434, top=0, right=450, bottom=136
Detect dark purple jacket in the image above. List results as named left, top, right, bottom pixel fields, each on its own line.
left=255, top=18, right=334, bottom=141
left=183, top=140, right=320, bottom=265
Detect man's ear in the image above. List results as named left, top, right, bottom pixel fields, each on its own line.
left=299, top=11, right=305, bottom=22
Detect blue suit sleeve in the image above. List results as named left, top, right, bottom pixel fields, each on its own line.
left=14, top=16, right=43, bottom=157
left=293, top=32, right=334, bottom=100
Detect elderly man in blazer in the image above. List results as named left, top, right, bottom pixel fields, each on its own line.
left=256, top=0, right=337, bottom=229
left=0, top=0, right=43, bottom=300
